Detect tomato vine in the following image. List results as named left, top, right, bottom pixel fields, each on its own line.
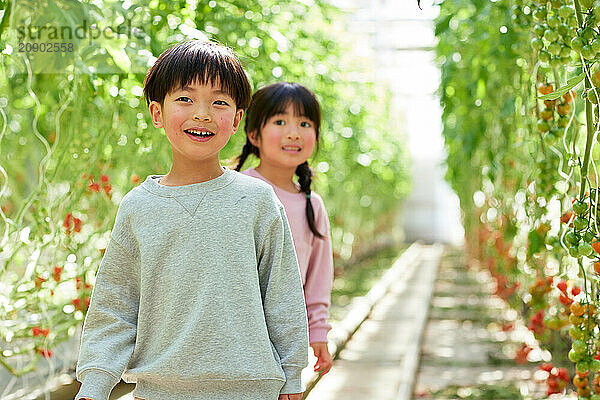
left=436, top=0, right=600, bottom=397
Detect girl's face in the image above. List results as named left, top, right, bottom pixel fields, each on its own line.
left=249, top=102, right=317, bottom=170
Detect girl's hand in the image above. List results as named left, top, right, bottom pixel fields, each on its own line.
left=310, top=342, right=333, bottom=375
left=278, top=393, right=302, bottom=400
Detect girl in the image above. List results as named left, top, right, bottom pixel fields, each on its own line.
left=236, top=82, right=334, bottom=376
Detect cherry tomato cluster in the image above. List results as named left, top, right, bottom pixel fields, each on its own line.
left=565, top=298, right=600, bottom=398
left=62, top=212, right=82, bottom=236
left=529, top=309, right=547, bottom=335
left=563, top=193, right=597, bottom=260
left=558, top=280, right=579, bottom=307
left=570, top=369, right=600, bottom=399
left=540, top=280, right=574, bottom=331
left=538, top=84, right=575, bottom=146
left=84, top=173, right=112, bottom=197
left=31, top=326, right=49, bottom=337
left=495, top=275, right=520, bottom=299
left=36, top=348, right=52, bottom=359
left=515, top=343, right=534, bottom=364
left=540, top=363, right=570, bottom=396
left=529, top=0, right=577, bottom=66
left=530, top=275, right=555, bottom=310
left=561, top=191, right=600, bottom=397
left=568, top=1, right=600, bottom=61
left=72, top=276, right=92, bottom=312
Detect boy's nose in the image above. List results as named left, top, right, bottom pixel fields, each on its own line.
left=193, top=109, right=211, bottom=121
left=193, top=114, right=211, bottom=121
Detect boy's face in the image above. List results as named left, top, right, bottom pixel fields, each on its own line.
left=149, top=80, right=244, bottom=165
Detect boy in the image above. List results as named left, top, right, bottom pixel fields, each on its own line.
left=75, top=40, right=308, bottom=400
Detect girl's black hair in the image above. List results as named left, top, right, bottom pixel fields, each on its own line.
left=143, top=40, right=251, bottom=109
left=235, top=82, right=325, bottom=239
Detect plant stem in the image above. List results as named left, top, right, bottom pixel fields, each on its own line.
left=534, top=67, right=549, bottom=157
left=574, top=0, right=595, bottom=199
left=580, top=94, right=595, bottom=199
left=580, top=258, right=592, bottom=348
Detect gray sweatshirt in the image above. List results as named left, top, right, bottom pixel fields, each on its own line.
left=75, top=167, right=309, bottom=400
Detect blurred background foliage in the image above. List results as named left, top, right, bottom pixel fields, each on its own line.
left=0, top=0, right=410, bottom=377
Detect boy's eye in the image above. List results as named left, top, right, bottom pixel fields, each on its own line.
left=274, top=120, right=286, bottom=126
left=214, top=100, right=229, bottom=106
left=300, top=121, right=312, bottom=128
left=176, top=96, right=192, bottom=102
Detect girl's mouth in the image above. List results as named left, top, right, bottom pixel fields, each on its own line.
left=282, top=145, right=301, bottom=152
left=185, top=129, right=215, bottom=142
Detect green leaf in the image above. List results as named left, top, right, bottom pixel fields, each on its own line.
left=528, top=229, right=543, bottom=257
left=103, top=40, right=131, bottom=74
left=538, top=73, right=585, bottom=100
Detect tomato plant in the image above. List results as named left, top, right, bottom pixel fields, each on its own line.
left=437, top=0, right=600, bottom=397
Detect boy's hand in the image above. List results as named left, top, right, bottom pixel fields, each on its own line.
left=279, top=394, right=302, bottom=400
left=310, top=342, right=333, bottom=375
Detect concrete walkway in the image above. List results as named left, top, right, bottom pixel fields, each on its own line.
left=305, top=244, right=443, bottom=400
left=412, top=249, right=546, bottom=398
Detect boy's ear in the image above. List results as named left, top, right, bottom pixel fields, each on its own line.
left=231, top=109, right=244, bottom=134
left=149, top=101, right=164, bottom=128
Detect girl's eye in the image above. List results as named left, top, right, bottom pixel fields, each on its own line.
left=300, top=121, right=312, bottom=128
left=274, top=120, right=286, bottom=126
left=176, top=96, right=192, bottom=103
left=214, top=100, right=229, bottom=106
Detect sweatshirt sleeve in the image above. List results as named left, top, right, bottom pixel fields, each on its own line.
left=75, top=206, right=140, bottom=400
left=257, top=203, right=309, bottom=395
left=304, top=198, right=334, bottom=344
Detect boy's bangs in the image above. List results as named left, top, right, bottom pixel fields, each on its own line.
left=145, top=41, right=250, bottom=109
left=175, top=53, right=240, bottom=102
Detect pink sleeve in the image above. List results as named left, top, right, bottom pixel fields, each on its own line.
left=304, top=196, right=334, bottom=344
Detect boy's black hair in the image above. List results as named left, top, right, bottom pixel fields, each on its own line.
left=235, top=82, right=325, bottom=239
left=143, top=40, right=251, bottom=109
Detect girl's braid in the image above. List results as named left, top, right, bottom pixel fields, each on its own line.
left=296, top=161, right=324, bottom=239
left=235, top=140, right=258, bottom=171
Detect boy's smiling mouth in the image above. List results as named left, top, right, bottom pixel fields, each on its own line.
left=184, top=128, right=215, bottom=141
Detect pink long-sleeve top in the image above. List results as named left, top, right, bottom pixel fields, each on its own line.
left=242, top=168, right=333, bottom=344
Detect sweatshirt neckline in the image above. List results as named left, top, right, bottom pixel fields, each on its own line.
left=141, top=167, right=236, bottom=197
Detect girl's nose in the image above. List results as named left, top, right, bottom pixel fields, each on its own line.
left=287, top=130, right=300, bottom=140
